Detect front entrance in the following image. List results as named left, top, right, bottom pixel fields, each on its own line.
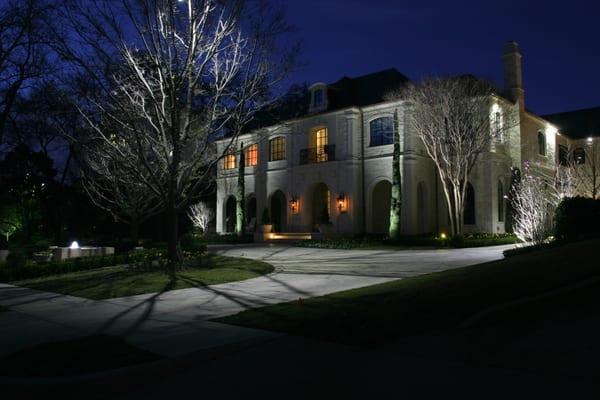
left=311, top=183, right=330, bottom=230
left=270, top=190, right=287, bottom=232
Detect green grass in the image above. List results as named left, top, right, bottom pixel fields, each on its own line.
left=218, top=239, right=600, bottom=346
left=13, top=254, right=274, bottom=300
left=0, top=335, right=161, bottom=378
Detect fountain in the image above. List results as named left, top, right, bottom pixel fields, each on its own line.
left=52, top=241, right=114, bottom=261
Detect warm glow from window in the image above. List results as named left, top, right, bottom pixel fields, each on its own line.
left=315, top=127, right=328, bottom=162
left=224, top=153, right=236, bottom=169
left=245, top=144, right=258, bottom=166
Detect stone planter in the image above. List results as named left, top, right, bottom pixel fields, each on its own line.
left=260, top=224, right=273, bottom=233
left=0, top=250, right=9, bottom=263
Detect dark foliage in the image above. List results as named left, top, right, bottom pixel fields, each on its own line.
left=555, top=197, right=600, bottom=241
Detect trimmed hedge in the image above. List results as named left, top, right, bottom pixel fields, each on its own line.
left=0, top=249, right=205, bottom=282
left=555, top=197, right=600, bottom=241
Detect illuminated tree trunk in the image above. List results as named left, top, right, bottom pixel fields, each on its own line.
left=389, top=109, right=402, bottom=239
left=236, top=142, right=246, bottom=237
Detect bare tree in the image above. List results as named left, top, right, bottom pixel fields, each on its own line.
left=188, top=202, right=214, bottom=235
left=565, top=139, right=600, bottom=199
left=388, top=109, right=401, bottom=239
left=63, top=0, right=294, bottom=266
left=512, top=162, right=560, bottom=245
left=398, top=76, right=514, bottom=237
left=0, top=0, right=57, bottom=147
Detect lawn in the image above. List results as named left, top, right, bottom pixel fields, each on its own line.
left=218, top=239, right=600, bottom=346
left=12, top=255, right=274, bottom=300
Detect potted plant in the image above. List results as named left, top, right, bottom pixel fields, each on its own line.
left=318, top=206, right=332, bottom=234
left=0, top=239, right=8, bottom=263
left=260, top=207, right=273, bottom=233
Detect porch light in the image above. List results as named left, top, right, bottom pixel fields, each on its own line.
left=337, top=194, right=347, bottom=213
left=290, top=198, right=299, bottom=214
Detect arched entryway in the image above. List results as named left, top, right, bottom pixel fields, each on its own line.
left=464, top=182, right=475, bottom=225
left=310, top=183, right=330, bottom=230
left=225, top=196, right=236, bottom=233
left=372, top=180, right=391, bottom=233
left=270, top=190, right=287, bottom=233
left=417, top=182, right=427, bottom=233
left=246, top=195, right=257, bottom=232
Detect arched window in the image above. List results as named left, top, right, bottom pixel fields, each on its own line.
left=223, top=152, right=236, bottom=170
left=244, top=144, right=258, bottom=166
left=537, top=131, right=546, bottom=156
left=269, top=137, right=286, bottom=161
left=490, top=105, right=504, bottom=141
left=497, top=180, right=504, bottom=222
left=574, top=147, right=586, bottom=164
left=464, top=182, right=475, bottom=225
left=369, top=117, right=394, bottom=147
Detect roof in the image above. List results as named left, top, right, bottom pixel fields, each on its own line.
left=542, top=107, right=600, bottom=139
left=244, top=68, right=410, bottom=132
left=326, top=68, right=410, bottom=110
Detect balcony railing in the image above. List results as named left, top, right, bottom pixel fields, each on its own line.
left=299, top=145, right=335, bottom=165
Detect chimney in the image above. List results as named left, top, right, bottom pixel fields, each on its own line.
left=503, top=41, right=525, bottom=111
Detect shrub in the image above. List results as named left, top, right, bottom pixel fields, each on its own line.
left=555, top=197, right=600, bottom=242
left=5, top=251, right=27, bottom=269
left=180, top=233, right=208, bottom=252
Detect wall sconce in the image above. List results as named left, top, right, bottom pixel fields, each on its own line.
left=290, top=197, right=299, bottom=214
left=337, top=193, right=347, bottom=213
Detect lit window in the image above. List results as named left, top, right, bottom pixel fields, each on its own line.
left=244, top=144, right=258, bottom=167
left=370, top=117, right=394, bottom=146
left=537, top=131, right=546, bottom=156
left=491, top=110, right=503, bottom=141
left=315, top=127, right=328, bottom=162
left=269, top=137, right=286, bottom=161
left=574, top=147, right=586, bottom=164
left=223, top=152, right=236, bottom=170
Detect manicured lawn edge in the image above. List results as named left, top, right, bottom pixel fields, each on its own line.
left=217, top=239, right=600, bottom=346
left=11, top=255, right=274, bottom=300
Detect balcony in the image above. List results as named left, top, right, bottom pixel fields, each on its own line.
left=299, top=145, right=336, bottom=165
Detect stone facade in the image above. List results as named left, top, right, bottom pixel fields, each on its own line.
left=215, top=42, right=568, bottom=236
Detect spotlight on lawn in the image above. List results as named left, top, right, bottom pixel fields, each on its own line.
left=440, top=233, right=447, bottom=240
left=69, top=241, right=80, bottom=249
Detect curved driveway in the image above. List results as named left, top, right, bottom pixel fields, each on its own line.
left=211, top=243, right=513, bottom=277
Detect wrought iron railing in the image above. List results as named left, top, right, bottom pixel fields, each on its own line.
left=299, top=145, right=335, bottom=165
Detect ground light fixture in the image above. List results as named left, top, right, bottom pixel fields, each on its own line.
left=69, top=241, right=79, bottom=249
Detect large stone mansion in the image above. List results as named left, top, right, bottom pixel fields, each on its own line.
left=215, top=42, right=597, bottom=237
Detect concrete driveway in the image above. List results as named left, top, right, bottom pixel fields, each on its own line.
left=210, top=243, right=513, bottom=276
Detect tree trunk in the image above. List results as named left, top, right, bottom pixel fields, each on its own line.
left=166, top=204, right=181, bottom=270
left=389, top=110, right=402, bottom=239
left=236, top=142, right=246, bottom=237
left=130, top=219, right=140, bottom=245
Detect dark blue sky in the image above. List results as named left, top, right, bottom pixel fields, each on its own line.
left=282, top=0, right=600, bottom=115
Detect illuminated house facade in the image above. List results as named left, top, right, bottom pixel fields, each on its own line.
left=215, top=42, right=567, bottom=237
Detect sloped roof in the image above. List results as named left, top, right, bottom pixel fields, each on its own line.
left=244, top=68, right=410, bottom=133
left=542, top=107, right=600, bottom=139
left=325, top=68, right=410, bottom=111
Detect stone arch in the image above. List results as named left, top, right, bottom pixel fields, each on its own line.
left=224, top=195, right=236, bottom=233
left=371, top=180, right=392, bottom=234
left=464, top=182, right=475, bottom=225
left=417, top=181, right=427, bottom=233
left=307, top=182, right=331, bottom=230
left=246, top=193, right=257, bottom=232
left=269, top=190, right=287, bottom=233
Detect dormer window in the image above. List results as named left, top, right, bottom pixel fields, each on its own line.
left=309, top=83, right=327, bottom=113
left=313, top=89, right=323, bottom=108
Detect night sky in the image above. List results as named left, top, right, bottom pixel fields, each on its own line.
left=282, top=0, right=600, bottom=115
